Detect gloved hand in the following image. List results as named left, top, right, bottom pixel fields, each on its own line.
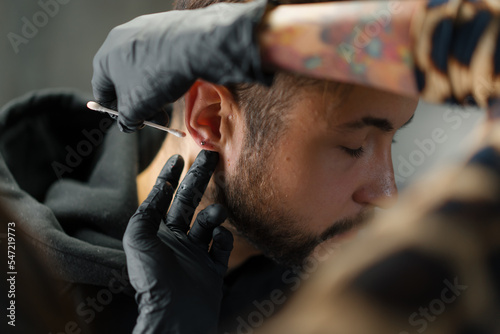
left=123, top=150, right=234, bottom=334
left=92, top=0, right=274, bottom=133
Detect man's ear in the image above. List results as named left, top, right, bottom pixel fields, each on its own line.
left=184, top=80, right=237, bottom=151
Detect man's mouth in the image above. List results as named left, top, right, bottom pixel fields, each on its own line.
left=318, top=209, right=374, bottom=245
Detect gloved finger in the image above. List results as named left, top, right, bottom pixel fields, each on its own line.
left=91, top=54, right=118, bottom=110
left=145, top=105, right=171, bottom=128
left=117, top=108, right=146, bottom=133
left=156, top=154, right=185, bottom=190
left=124, top=155, right=184, bottom=250
left=209, top=226, right=234, bottom=275
left=122, top=104, right=170, bottom=133
left=124, top=181, right=174, bottom=251
left=188, top=204, right=227, bottom=249
left=116, top=82, right=167, bottom=133
left=166, top=150, right=219, bottom=234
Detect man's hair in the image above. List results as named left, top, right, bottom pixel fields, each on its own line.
left=174, top=0, right=346, bottom=151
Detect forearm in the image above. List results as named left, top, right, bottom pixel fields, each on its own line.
left=259, top=1, right=424, bottom=98
left=260, top=0, right=500, bottom=108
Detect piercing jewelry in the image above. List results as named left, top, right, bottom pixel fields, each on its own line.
left=201, top=141, right=206, bottom=146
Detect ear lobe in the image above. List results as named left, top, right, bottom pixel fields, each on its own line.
left=185, top=80, right=228, bottom=151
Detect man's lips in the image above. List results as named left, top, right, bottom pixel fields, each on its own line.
left=319, top=208, right=374, bottom=243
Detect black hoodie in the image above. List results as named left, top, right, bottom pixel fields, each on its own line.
left=0, top=89, right=165, bottom=332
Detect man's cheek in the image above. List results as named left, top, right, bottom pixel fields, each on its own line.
left=301, top=186, right=353, bottom=232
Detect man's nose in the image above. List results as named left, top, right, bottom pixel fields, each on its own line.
left=352, top=153, right=398, bottom=209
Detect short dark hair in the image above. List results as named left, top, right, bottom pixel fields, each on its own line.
left=174, top=0, right=348, bottom=151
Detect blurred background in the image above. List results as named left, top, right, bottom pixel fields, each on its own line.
left=0, top=0, right=174, bottom=106
left=0, top=0, right=486, bottom=190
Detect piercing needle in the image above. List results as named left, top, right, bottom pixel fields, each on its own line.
left=86, top=101, right=186, bottom=138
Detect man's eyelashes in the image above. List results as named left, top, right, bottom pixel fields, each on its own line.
left=341, top=146, right=365, bottom=158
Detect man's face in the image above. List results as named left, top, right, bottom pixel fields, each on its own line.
left=215, top=83, right=418, bottom=267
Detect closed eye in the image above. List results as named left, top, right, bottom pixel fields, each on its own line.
left=341, top=146, right=365, bottom=158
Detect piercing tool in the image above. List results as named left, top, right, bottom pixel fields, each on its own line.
left=87, top=101, right=186, bottom=138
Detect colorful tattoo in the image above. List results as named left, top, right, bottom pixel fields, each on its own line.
left=260, top=1, right=422, bottom=97
left=262, top=0, right=500, bottom=108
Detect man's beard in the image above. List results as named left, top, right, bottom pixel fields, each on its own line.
left=213, top=145, right=372, bottom=268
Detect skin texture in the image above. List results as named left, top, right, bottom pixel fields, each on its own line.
left=137, top=80, right=418, bottom=268
left=259, top=1, right=425, bottom=98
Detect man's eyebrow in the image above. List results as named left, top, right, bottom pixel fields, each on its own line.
left=340, top=114, right=415, bottom=133
left=341, top=117, right=394, bottom=132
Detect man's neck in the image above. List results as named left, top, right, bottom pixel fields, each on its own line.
left=136, top=133, right=261, bottom=271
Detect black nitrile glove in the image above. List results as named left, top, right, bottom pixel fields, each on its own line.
left=92, top=0, right=274, bottom=133
left=123, top=150, right=234, bottom=334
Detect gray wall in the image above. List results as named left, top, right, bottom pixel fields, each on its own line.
left=1, top=0, right=486, bottom=190
left=392, top=102, right=485, bottom=190
left=1, top=0, right=174, bottom=106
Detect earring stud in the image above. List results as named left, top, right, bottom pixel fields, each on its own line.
left=201, top=141, right=206, bottom=146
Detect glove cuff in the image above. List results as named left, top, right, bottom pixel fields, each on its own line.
left=247, top=0, right=278, bottom=86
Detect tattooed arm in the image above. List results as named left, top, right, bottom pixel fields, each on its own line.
left=259, top=0, right=500, bottom=108
left=259, top=1, right=424, bottom=98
